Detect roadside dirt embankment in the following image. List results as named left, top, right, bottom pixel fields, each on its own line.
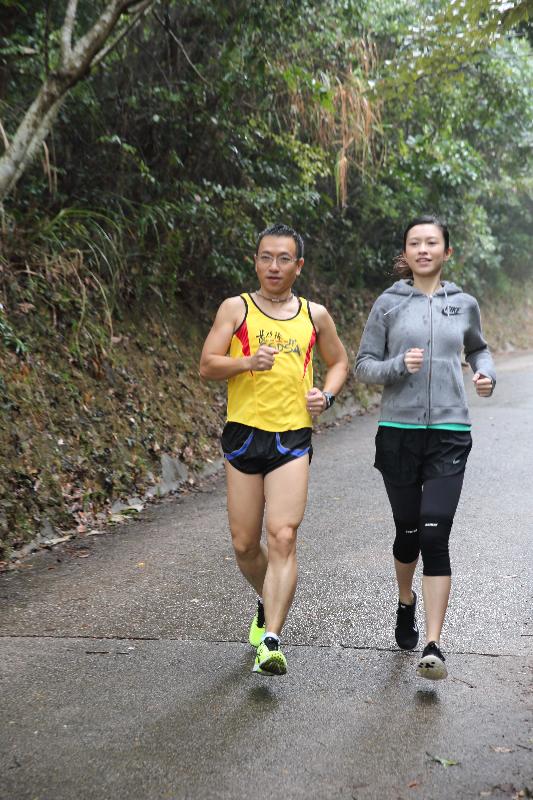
left=1, top=281, right=531, bottom=564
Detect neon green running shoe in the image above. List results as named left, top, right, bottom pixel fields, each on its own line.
left=248, top=600, right=266, bottom=648
left=253, top=636, right=287, bottom=676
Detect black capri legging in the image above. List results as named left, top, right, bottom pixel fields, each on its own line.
left=383, top=473, right=465, bottom=576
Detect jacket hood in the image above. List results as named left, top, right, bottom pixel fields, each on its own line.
left=383, top=279, right=462, bottom=297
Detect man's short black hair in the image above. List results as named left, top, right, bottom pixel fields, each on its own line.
left=256, top=223, right=304, bottom=259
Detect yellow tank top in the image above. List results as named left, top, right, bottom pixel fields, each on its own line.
left=227, top=293, right=317, bottom=431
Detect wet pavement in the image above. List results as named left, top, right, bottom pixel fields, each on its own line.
left=1, top=352, right=532, bottom=800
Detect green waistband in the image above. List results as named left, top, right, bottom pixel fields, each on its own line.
left=379, top=422, right=472, bottom=431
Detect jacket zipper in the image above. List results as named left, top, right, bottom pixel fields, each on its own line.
left=427, top=295, right=433, bottom=424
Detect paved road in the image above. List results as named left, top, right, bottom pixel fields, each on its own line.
left=1, top=353, right=532, bottom=800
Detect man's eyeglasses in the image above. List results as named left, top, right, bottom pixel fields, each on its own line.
left=256, top=254, right=298, bottom=267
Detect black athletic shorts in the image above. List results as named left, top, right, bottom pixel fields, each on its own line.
left=374, top=426, right=472, bottom=486
left=221, top=422, right=313, bottom=476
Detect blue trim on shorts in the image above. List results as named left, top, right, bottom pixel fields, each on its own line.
left=224, top=431, right=254, bottom=461
left=275, top=433, right=310, bottom=458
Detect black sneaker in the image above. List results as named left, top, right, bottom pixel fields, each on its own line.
left=416, top=641, right=447, bottom=680
left=395, top=591, right=419, bottom=650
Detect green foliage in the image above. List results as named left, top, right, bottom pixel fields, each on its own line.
left=0, top=0, right=532, bottom=301
left=1, top=0, right=533, bottom=555
left=0, top=305, right=27, bottom=355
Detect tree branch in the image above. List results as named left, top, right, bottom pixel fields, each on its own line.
left=0, top=0, right=157, bottom=202
left=152, top=9, right=211, bottom=86
left=92, top=1, right=154, bottom=68
left=0, top=92, right=65, bottom=198
left=44, top=0, right=52, bottom=76
left=61, top=0, right=78, bottom=65
left=69, top=0, right=151, bottom=75
left=0, top=121, right=9, bottom=152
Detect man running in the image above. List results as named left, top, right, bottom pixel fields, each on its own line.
left=200, top=223, right=348, bottom=675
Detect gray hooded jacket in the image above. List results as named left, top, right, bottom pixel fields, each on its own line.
left=355, top=279, right=496, bottom=426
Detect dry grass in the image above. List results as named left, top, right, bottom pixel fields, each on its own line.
left=280, top=38, right=382, bottom=206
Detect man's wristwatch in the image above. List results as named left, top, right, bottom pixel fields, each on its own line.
left=322, top=391, right=336, bottom=410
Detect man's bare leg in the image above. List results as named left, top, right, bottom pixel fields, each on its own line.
left=262, top=456, right=309, bottom=635
left=225, top=462, right=268, bottom=595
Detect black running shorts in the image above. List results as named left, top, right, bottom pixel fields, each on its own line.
left=374, top=426, right=472, bottom=486
left=221, top=422, right=313, bottom=476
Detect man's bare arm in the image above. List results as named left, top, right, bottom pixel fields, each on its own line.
left=199, top=297, right=278, bottom=380
left=199, top=297, right=249, bottom=380
left=306, top=303, right=349, bottom=415
left=313, top=304, right=349, bottom=392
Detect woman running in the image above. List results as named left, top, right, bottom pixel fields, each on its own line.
left=355, top=214, right=495, bottom=680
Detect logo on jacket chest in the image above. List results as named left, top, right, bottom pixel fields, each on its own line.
left=442, top=305, right=461, bottom=316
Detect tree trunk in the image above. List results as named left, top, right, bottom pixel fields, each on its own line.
left=0, top=76, right=70, bottom=200
left=0, top=0, right=154, bottom=203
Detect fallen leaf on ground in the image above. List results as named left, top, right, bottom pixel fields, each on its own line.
left=426, top=752, right=460, bottom=768
left=42, top=534, right=72, bottom=546
left=122, top=504, right=144, bottom=514
left=109, top=513, right=127, bottom=524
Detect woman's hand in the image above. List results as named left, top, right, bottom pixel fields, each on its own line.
left=473, top=372, right=493, bottom=397
left=404, top=348, right=424, bottom=374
